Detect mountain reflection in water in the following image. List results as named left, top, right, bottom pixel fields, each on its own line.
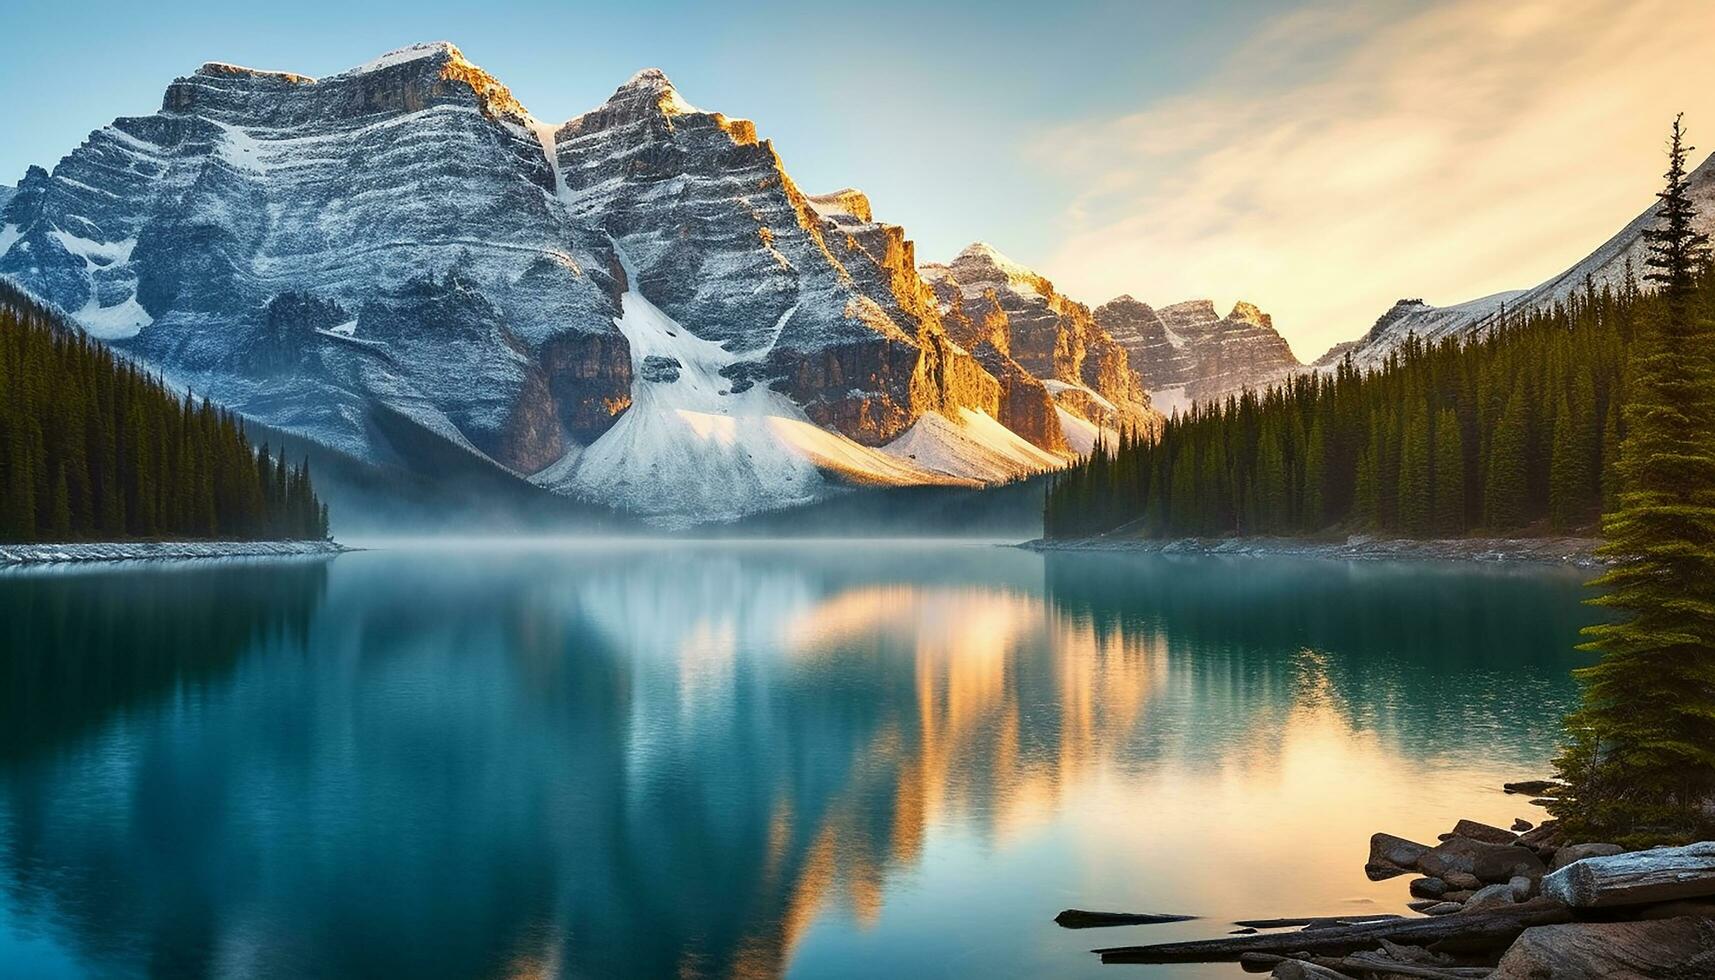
left=0, top=544, right=1591, bottom=979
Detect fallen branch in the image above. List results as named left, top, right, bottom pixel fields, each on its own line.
left=1232, top=915, right=1403, bottom=929
left=1239, top=952, right=1493, bottom=979
left=1053, top=909, right=1197, bottom=928
left=1094, top=899, right=1572, bottom=964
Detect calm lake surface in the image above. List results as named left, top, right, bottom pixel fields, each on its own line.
left=0, top=542, right=1596, bottom=979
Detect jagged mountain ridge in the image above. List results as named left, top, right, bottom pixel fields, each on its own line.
left=1094, top=295, right=1299, bottom=414
left=1319, top=150, right=1715, bottom=368
left=0, top=42, right=1157, bottom=525
left=920, top=243, right=1153, bottom=453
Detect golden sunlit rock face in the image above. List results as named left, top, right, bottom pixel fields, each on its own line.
left=923, top=245, right=1161, bottom=443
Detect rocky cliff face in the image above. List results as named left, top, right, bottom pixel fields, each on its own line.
left=0, top=43, right=1132, bottom=524
left=0, top=42, right=627, bottom=472
left=1094, top=295, right=1299, bottom=413
left=551, top=71, right=1000, bottom=445
left=920, top=243, right=1157, bottom=447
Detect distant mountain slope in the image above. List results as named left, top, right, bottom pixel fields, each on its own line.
left=1096, top=296, right=1299, bottom=414
left=921, top=243, right=1157, bottom=448
left=1320, top=150, right=1715, bottom=368
left=0, top=42, right=1156, bottom=526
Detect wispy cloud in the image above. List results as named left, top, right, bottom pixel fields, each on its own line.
left=1033, top=0, right=1715, bottom=360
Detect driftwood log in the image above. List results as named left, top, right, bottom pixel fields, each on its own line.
left=1053, top=909, right=1197, bottom=928
left=1232, top=915, right=1402, bottom=929
left=1240, top=952, right=1494, bottom=979
left=1094, top=899, right=1573, bottom=964
left=1540, top=841, right=1715, bottom=908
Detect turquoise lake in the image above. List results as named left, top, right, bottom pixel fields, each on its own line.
left=0, top=542, right=1596, bottom=978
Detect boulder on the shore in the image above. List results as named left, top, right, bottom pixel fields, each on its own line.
left=1443, top=871, right=1483, bottom=891
left=1491, top=917, right=1715, bottom=978
left=1421, top=901, right=1463, bottom=916
left=1406, top=899, right=1442, bottom=913
left=1512, top=818, right=1534, bottom=832
left=1463, top=881, right=1520, bottom=913
left=1408, top=877, right=1449, bottom=899
left=1509, top=875, right=1536, bottom=901
left=1549, top=842, right=1623, bottom=870
left=1418, top=836, right=1546, bottom=884
left=1366, top=833, right=1431, bottom=880
left=1441, top=819, right=1517, bottom=845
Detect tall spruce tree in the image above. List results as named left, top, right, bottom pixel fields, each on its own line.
left=1554, top=115, right=1715, bottom=843
left=1431, top=407, right=1465, bottom=535
left=1483, top=382, right=1531, bottom=529
left=1548, top=388, right=1596, bottom=530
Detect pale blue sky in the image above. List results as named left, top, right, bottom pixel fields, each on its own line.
left=0, top=0, right=1297, bottom=268
left=4, top=0, right=1708, bottom=356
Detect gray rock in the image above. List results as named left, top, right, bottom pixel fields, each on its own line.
left=1417, top=836, right=1546, bottom=884
left=1462, top=882, right=1519, bottom=913
left=1408, top=877, right=1449, bottom=899
left=1550, top=842, right=1624, bottom=870
left=1492, top=917, right=1715, bottom=978
left=1442, top=871, right=1483, bottom=891
left=1406, top=899, right=1443, bottom=913
left=1509, top=875, right=1536, bottom=901
left=637, top=354, right=682, bottom=383
left=1366, top=833, right=1432, bottom=880
left=1421, top=902, right=1464, bottom=916
left=1442, top=819, right=1517, bottom=845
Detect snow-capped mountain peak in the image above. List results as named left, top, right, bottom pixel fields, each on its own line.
left=337, top=40, right=465, bottom=76
left=0, top=41, right=1162, bottom=525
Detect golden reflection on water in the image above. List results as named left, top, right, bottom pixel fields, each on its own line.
left=705, top=576, right=1547, bottom=977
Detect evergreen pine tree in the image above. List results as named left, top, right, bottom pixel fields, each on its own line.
left=1397, top=400, right=1432, bottom=535
left=1554, top=116, right=1715, bottom=843
left=1431, top=408, right=1465, bottom=535
left=1484, top=382, right=1531, bottom=529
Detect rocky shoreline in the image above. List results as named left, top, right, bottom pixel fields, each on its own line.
left=1018, top=535, right=1603, bottom=568
left=1060, top=781, right=1715, bottom=976
left=0, top=539, right=350, bottom=566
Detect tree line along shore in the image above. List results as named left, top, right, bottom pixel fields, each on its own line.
left=0, top=280, right=329, bottom=545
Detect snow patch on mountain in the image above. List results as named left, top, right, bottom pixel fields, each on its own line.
left=340, top=41, right=463, bottom=77
left=540, top=249, right=989, bottom=525
left=881, top=408, right=1062, bottom=482
left=1054, top=407, right=1116, bottom=456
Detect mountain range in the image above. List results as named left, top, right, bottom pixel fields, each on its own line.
left=0, top=43, right=1180, bottom=525
left=1, top=41, right=1707, bottom=525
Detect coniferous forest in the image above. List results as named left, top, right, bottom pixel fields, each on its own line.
left=0, top=281, right=330, bottom=543
left=1043, top=260, right=1698, bottom=542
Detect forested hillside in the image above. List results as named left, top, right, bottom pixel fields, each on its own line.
left=1042, top=264, right=1702, bottom=540
left=0, top=281, right=328, bottom=543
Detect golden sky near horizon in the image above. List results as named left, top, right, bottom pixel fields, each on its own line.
left=1034, top=0, right=1715, bottom=360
